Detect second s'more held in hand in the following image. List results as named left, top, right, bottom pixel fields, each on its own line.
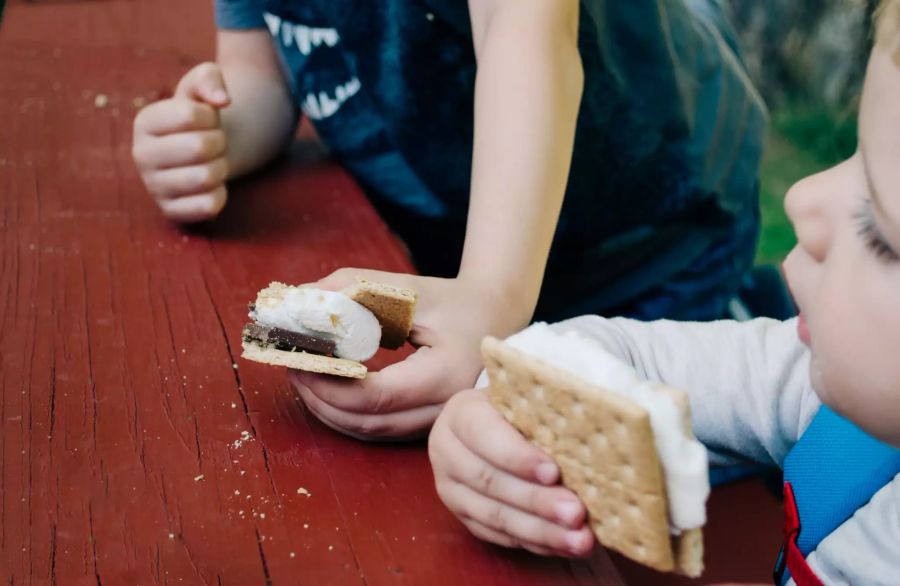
left=241, top=279, right=417, bottom=379
left=482, top=323, right=709, bottom=577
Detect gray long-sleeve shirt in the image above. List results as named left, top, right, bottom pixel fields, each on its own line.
left=483, top=316, right=900, bottom=585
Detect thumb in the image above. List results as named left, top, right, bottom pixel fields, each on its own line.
left=311, top=268, right=394, bottom=292
left=175, top=62, right=231, bottom=108
left=311, top=268, right=424, bottom=294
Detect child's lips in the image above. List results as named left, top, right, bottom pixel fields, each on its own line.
left=797, top=313, right=811, bottom=345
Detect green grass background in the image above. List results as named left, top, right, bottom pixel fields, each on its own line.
left=755, top=103, right=859, bottom=265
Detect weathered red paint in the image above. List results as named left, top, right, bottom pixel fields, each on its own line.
left=0, top=1, right=781, bottom=584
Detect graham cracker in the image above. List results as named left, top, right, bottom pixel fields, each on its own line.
left=241, top=340, right=367, bottom=379
left=481, top=336, right=704, bottom=577
left=342, top=278, right=417, bottom=349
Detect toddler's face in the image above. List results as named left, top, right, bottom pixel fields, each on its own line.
left=783, top=45, right=900, bottom=446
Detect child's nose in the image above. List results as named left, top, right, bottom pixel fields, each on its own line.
left=784, top=174, right=832, bottom=263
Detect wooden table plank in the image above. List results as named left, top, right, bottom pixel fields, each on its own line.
left=1, top=1, right=784, bottom=584
left=0, top=6, right=622, bottom=584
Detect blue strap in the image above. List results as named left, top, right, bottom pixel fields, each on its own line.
left=783, top=405, right=900, bottom=556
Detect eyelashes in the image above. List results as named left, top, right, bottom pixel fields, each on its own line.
left=855, top=201, right=900, bottom=262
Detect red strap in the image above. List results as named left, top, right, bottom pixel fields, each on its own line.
left=782, top=482, right=825, bottom=586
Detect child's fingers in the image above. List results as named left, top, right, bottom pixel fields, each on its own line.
left=158, top=186, right=227, bottom=223
left=432, top=419, right=585, bottom=528
left=463, top=518, right=586, bottom=558
left=450, top=390, right=561, bottom=486
left=134, top=99, right=220, bottom=137
left=448, top=481, right=594, bottom=557
left=289, top=345, right=462, bottom=415
left=133, top=130, right=227, bottom=170
left=292, top=375, right=442, bottom=440
left=459, top=516, right=520, bottom=548
left=175, top=62, right=231, bottom=107
left=460, top=518, right=564, bottom=557
left=145, top=158, right=229, bottom=201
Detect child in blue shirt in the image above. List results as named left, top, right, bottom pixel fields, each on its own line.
left=133, top=0, right=765, bottom=439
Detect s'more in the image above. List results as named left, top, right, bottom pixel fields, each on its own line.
left=241, top=278, right=417, bottom=379
left=482, top=323, right=709, bottom=577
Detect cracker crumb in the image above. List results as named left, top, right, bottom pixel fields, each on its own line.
left=232, top=363, right=238, bottom=369
left=234, top=490, right=240, bottom=496
left=290, top=552, right=296, bottom=558
left=240, top=470, right=246, bottom=476
left=303, top=523, right=309, bottom=529
left=259, top=513, right=266, bottom=519
left=94, top=94, right=109, bottom=108
left=297, top=487, right=310, bottom=496
left=193, top=474, right=204, bottom=481
left=328, top=545, right=333, bottom=551
left=231, top=403, right=237, bottom=408
left=168, top=533, right=175, bottom=539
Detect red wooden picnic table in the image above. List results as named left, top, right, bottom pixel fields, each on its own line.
left=1, top=1, right=784, bottom=584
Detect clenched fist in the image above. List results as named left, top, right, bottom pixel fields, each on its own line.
left=132, top=62, right=231, bottom=222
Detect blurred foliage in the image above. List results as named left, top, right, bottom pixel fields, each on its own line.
left=756, top=100, right=859, bottom=265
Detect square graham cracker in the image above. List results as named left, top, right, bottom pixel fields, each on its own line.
left=342, top=278, right=417, bottom=349
left=481, top=336, right=703, bottom=577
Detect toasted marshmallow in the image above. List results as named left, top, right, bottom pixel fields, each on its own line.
left=251, top=284, right=380, bottom=362
left=504, top=323, right=709, bottom=533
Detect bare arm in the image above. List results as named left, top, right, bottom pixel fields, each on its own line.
left=290, top=0, right=586, bottom=440
left=216, top=29, right=298, bottom=178
left=461, top=0, right=584, bottom=327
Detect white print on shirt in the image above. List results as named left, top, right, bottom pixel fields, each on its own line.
left=302, top=77, right=361, bottom=120
left=263, top=12, right=339, bottom=56
left=263, top=12, right=360, bottom=121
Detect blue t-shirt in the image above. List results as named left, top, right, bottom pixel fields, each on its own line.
left=215, top=0, right=766, bottom=321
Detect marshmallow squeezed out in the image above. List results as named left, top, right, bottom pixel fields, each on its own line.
left=251, top=285, right=381, bottom=362
left=504, top=323, right=710, bottom=532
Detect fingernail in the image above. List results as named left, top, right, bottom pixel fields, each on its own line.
left=565, top=530, right=589, bottom=554
left=212, top=90, right=229, bottom=103
left=555, top=500, right=582, bottom=525
left=535, top=462, right=558, bottom=485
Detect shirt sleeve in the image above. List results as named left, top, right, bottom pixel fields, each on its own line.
left=479, top=316, right=821, bottom=468
left=214, top=0, right=266, bottom=30
left=796, top=473, right=900, bottom=586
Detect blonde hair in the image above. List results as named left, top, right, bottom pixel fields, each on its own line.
left=875, top=0, right=900, bottom=54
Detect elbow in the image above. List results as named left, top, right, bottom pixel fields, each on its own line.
left=556, top=32, right=584, bottom=104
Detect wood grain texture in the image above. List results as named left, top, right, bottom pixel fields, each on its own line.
left=0, top=1, right=781, bottom=584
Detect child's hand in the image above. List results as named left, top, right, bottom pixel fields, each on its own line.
left=132, top=62, right=231, bottom=223
left=287, top=268, right=528, bottom=440
left=429, top=389, right=594, bottom=557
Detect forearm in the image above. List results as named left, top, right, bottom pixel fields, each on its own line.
left=546, top=316, right=819, bottom=468
left=460, top=0, right=583, bottom=328
left=216, top=30, right=298, bottom=178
